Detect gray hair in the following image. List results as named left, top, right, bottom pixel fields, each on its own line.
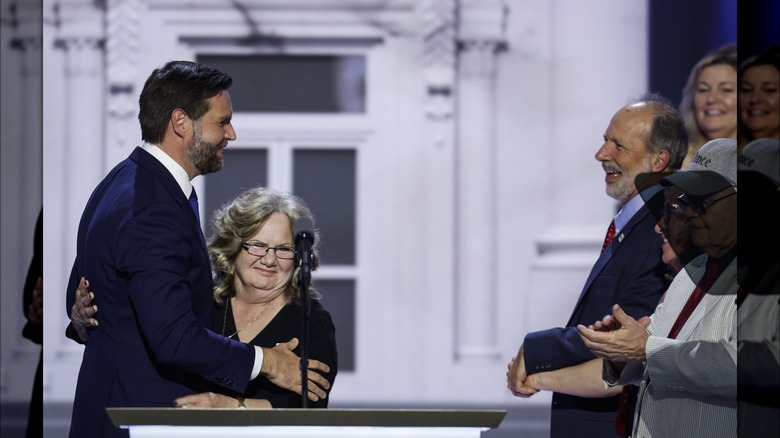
left=629, top=92, right=688, bottom=171
left=208, top=186, right=321, bottom=304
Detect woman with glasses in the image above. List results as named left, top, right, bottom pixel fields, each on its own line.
left=73, top=186, right=338, bottom=409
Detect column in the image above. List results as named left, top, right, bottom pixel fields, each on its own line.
left=52, top=34, right=104, bottom=355
left=46, top=0, right=105, bottom=401
left=105, top=0, right=143, bottom=166
left=454, top=0, right=507, bottom=361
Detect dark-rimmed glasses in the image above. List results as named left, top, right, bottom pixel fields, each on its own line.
left=240, top=242, right=296, bottom=260
left=662, top=189, right=736, bottom=222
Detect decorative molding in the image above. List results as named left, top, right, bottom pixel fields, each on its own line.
left=106, top=0, right=142, bottom=99
left=458, top=0, right=507, bottom=79
left=10, top=36, right=42, bottom=53
left=147, top=0, right=418, bottom=41
left=51, top=0, right=106, bottom=78
left=459, top=40, right=503, bottom=78
left=53, top=36, right=104, bottom=77
left=147, top=0, right=413, bottom=10
left=5, top=0, right=43, bottom=57
left=105, top=0, right=143, bottom=150
left=53, top=35, right=103, bottom=50
left=51, top=0, right=105, bottom=38
left=420, top=0, right=456, bottom=124
left=4, top=0, right=44, bottom=38
left=458, top=0, right=507, bottom=43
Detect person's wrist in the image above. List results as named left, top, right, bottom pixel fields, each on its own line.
left=259, top=347, right=270, bottom=375
left=73, top=322, right=90, bottom=342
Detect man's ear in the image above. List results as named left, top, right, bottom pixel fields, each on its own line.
left=652, top=150, right=671, bottom=172
left=171, top=108, right=189, bottom=138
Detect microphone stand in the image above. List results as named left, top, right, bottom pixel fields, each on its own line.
left=297, top=249, right=312, bottom=408
left=294, top=217, right=314, bottom=409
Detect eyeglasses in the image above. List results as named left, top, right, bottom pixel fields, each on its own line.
left=662, top=189, right=736, bottom=222
left=240, top=242, right=296, bottom=260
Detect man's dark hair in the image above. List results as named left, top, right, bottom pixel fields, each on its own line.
left=138, top=60, right=233, bottom=144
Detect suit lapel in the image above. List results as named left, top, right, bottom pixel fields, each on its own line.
left=130, top=147, right=209, bottom=256
left=567, top=203, right=652, bottom=323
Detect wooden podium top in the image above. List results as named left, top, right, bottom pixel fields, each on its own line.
left=108, top=408, right=506, bottom=429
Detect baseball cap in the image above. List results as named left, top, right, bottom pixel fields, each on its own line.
left=738, top=138, right=779, bottom=187
left=661, top=138, right=737, bottom=196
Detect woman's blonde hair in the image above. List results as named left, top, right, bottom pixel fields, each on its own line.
left=679, top=44, right=737, bottom=155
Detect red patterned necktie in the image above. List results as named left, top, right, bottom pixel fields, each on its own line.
left=602, top=219, right=616, bottom=253
left=601, top=217, right=632, bottom=437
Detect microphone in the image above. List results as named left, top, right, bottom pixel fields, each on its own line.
left=294, top=217, right=315, bottom=287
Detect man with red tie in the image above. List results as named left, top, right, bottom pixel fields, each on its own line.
left=578, top=138, right=739, bottom=438
left=507, top=93, right=688, bottom=438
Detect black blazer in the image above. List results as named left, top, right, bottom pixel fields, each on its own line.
left=213, top=298, right=338, bottom=408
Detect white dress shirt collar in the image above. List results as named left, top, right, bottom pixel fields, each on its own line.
left=141, top=143, right=193, bottom=198
left=614, top=184, right=662, bottom=234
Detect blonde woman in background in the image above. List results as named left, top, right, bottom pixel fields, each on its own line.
left=678, top=44, right=738, bottom=168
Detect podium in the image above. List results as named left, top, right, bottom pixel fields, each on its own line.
left=108, top=408, right=506, bottom=438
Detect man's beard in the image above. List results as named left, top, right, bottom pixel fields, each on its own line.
left=186, top=122, right=224, bottom=176
left=605, top=159, right=653, bottom=203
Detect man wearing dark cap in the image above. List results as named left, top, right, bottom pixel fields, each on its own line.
left=577, top=138, right=738, bottom=438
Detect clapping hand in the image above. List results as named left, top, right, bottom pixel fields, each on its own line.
left=577, top=304, right=649, bottom=362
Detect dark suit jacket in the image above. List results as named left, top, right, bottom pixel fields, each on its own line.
left=524, top=188, right=667, bottom=438
left=66, top=147, right=255, bottom=438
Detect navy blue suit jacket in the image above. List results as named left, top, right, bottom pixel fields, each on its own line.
left=524, top=189, right=667, bottom=438
left=66, top=147, right=255, bottom=437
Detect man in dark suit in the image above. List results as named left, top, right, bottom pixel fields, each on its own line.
left=65, top=61, right=324, bottom=438
left=507, top=93, right=688, bottom=437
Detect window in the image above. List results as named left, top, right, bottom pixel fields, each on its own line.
left=198, top=54, right=365, bottom=113
left=204, top=149, right=268, bottom=235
